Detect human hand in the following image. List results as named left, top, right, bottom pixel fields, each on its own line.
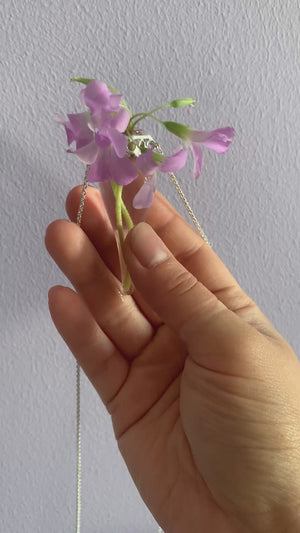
left=45, top=186, right=300, bottom=533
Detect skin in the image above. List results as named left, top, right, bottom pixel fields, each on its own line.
left=45, top=185, right=300, bottom=533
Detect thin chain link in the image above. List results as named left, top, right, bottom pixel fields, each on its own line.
left=73, top=156, right=209, bottom=533
left=153, top=142, right=211, bottom=246
left=76, top=168, right=89, bottom=226
left=167, top=171, right=211, bottom=246
left=75, top=361, right=81, bottom=533
left=75, top=167, right=89, bottom=533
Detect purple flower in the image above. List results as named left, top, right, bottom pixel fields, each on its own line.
left=163, top=122, right=235, bottom=179
left=80, top=80, right=130, bottom=133
left=81, top=80, right=122, bottom=116
left=58, top=81, right=138, bottom=185
left=189, top=127, right=235, bottom=179
left=86, top=131, right=138, bottom=185
left=55, top=111, right=93, bottom=149
left=133, top=147, right=188, bottom=208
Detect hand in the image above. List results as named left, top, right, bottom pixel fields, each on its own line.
left=45, top=186, right=300, bottom=533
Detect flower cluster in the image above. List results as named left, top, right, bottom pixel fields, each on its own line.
left=57, top=79, right=234, bottom=209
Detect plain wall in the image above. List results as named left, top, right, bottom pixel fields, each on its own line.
left=1, top=1, right=299, bottom=531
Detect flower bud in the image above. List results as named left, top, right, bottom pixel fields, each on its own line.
left=170, top=98, right=196, bottom=108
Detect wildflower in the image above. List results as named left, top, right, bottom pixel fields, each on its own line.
left=133, top=147, right=188, bottom=208
left=163, top=122, right=235, bottom=179
left=57, top=78, right=235, bottom=293
left=80, top=80, right=130, bottom=133
left=58, top=82, right=138, bottom=185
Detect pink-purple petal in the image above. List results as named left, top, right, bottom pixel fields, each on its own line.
left=135, top=150, right=158, bottom=176
left=67, top=112, right=91, bottom=138
left=63, top=122, right=75, bottom=145
left=190, top=142, right=203, bottom=179
left=191, top=127, right=235, bottom=153
left=159, top=148, right=188, bottom=173
left=67, top=140, right=99, bottom=164
left=87, top=148, right=111, bottom=182
left=76, top=135, right=95, bottom=149
left=110, top=107, right=130, bottom=132
left=106, top=127, right=128, bottom=158
left=109, top=93, right=123, bottom=110
left=54, top=113, right=73, bottom=142
left=92, top=108, right=111, bottom=130
left=94, top=132, right=111, bottom=148
left=81, top=81, right=111, bottom=114
left=133, top=176, right=156, bottom=209
left=108, top=148, right=138, bottom=185
left=63, top=112, right=94, bottom=148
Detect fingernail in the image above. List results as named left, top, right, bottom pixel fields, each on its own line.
left=130, top=223, right=169, bottom=268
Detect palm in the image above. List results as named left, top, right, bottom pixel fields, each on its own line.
left=46, top=186, right=285, bottom=532
left=112, top=321, right=238, bottom=532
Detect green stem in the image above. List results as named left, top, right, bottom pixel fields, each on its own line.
left=130, top=103, right=170, bottom=123
left=132, top=113, right=164, bottom=129
left=110, top=181, right=133, bottom=293
left=120, top=202, right=134, bottom=292
left=121, top=199, right=134, bottom=230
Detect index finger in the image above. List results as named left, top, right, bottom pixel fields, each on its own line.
left=147, top=192, right=239, bottom=294
left=147, top=192, right=281, bottom=339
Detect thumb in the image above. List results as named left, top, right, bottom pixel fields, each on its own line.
left=124, top=222, right=251, bottom=363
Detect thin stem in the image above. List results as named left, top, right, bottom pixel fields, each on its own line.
left=111, top=182, right=124, bottom=246
left=110, top=181, right=133, bottom=292
left=123, top=267, right=132, bottom=293
left=121, top=199, right=134, bottom=230
left=132, top=113, right=164, bottom=129
left=120, top=199, right=134, bottom=293
left=130, top=103, right=170, bottom=122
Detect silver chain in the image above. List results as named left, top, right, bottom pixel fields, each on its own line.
left=73, top=157, right=209, bottom=533
left=152, top=141, right=211, bottom=246
left=75, top=168, right=89, bottom=533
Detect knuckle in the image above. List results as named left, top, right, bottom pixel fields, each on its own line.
left=164, top=265, right=198, bottom=298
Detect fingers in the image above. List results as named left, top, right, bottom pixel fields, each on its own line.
left=144, top=195, right=279, bottom=338
left=45, top=220, right=153, bottom=359
left=147, top=194, right=252, bottom=310
left=65, top=185, right=163, bottom=326
left=66, top=185, right=120, bottom=278
left=65, top=186, right=278, bottom=338
left=124, top=223, right=269, bottom=369
left=66, top=186, right=249, bottom=313
left=48, top=286, right=128, bottom=405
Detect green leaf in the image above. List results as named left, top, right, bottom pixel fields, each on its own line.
left=170, top=98, right=196, bottom=108
left=152, top=152, right=164, bottom=164
left=71, top=77, right=93, bottom=85
left=163, top=121, right=190, bottom=140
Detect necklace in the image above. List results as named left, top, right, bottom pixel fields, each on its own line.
left=74, top=162, right=210, bottom=532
